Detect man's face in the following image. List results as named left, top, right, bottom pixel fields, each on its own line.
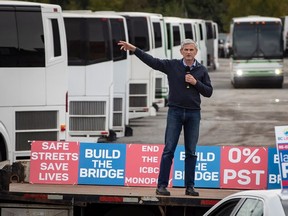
left=180, top=43, right=198, bottom=61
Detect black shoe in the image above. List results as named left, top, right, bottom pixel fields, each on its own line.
left=156, top=187, right=170, bottom=196
left=185, top=187, right=199, bottom=196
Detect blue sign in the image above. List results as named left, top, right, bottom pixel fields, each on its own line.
left=173, top=145, right=221, bottom=188
left=78, top=143, right=126, bottom=185
left=277, top=146, right=288, bottom=189
left=267, top=147, right=281, bottom=189
left=275, top=126, right=288, bottom=191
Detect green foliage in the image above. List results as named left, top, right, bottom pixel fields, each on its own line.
left=221, top=0, right=288, bottom=31
left=19, top=0, right=288, bottom=33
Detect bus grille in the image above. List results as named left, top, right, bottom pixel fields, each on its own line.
left=15, top=111, right=58, bottom=151
left=129, top=83, right=147, bottom=107
left=69, top=101, right=106, bottom=131
left=113, top=97, right=123, bottom=127
left=155, top=77, right=163, bottom=98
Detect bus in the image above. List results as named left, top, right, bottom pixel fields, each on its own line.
left=109, top=14, right=131, bottom=137
left=230, top=16, right=284, bottom=88
left=181, top=18, right=203, bottom=65
left=94, top=11, right=132, bottom=137
left=280, top=16, right=288, bottom=56
left=63, top=12, right=117, bottom=142
left=119, top=12, right=157, bottom=119
left=164, top=16, right=184, bottom=60
left=189, top=19, right=208, bottom=67
left=150, top=13, right=168, bottom=108
left=205, top=20, right=219, bottom=70
left=0, top=1, right=68, bottom=162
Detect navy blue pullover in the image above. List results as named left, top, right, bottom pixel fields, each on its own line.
left=134, top=48, right=213, bottom=110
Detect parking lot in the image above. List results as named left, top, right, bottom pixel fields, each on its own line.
left=115, top=58, right=288, bottom=147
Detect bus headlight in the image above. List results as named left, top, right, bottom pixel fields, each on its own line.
left=275, top=69, right=282, bottom=75
left=236, top=69, right=243, bottom=76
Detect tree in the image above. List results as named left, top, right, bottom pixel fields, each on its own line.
left=184, top=0, right=227, bottom=32
left=21, top=0, right=288, bottom=33
left=222, top=0, right=288, bottom=31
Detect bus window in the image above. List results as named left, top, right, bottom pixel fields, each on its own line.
left=87, top=18, right=112, bottom=64
left=0, top=7, right=18, bottom=67
left=64, top=18, right=84, bottom=65
left=51, top=19, right=61, bottom=57
left=153, top=22, right=162, bottom=48
left=173, top=26, right=181, bottom=46
left=125, top=17, right=149, bottom=52
left=65, top=18, right=112, bottom=65
left=166, top=23, right=171, bottom=50
left=0, top=6, right=44, bottom=67
left=206, top=21, right=213, bottom=40
left=193, top=25, right=198, bottom=42
left=199, top=23, right=203, bottom=40
left=110, top=18, right=127, bottom=61
left=17, top=8, right=45, bottom=67
left=184, top=23, right=194, bottom=40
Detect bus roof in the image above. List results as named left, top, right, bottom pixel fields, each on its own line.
left=63, top=11, right=124, bottom=19
left=232, top=16, right=281, bottom=23
left=119, top=11, right=163, bottom=18
left=0, top=1, right=62, bottom=12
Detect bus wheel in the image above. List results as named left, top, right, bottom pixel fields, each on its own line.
left=107, top=130, right=117, bottom=142
left=232, top=79, right=241, bottom=88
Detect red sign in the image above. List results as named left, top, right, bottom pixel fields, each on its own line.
left=125, top=144, right=173, bottom=187
left=220, top=146, right=268, bottom=189
left=30, top=141, right=79, bottom=184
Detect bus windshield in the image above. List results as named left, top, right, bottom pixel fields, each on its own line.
left=233, top=22, right=283, bottom=59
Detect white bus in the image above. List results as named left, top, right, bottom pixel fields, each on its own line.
left=185, top=19, right=208, bottom=68
left=119, top=12, right=157, bottom=119
left=164, top=16, right=184, bottom=60
left=280, top=16, right=288, bottom=56
left=180, top=18, right=203, bottom=64
left=105, top=13, right=131, bottom=137
left=0, top=1, right=68, bottom=162
left=63, top=12, right=117, bottom=142
left=230, top=16, right=284, bottom=88
left=205, top=20, right=219, bottom=70
left=150, top=13, right=168, bottom=108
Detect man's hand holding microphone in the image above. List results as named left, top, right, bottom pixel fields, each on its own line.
left=185, top=66, right=197, bottom=87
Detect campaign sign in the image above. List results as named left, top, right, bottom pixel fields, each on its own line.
left=125, top=144, right=167, bottom=187
left=267, top=147, right=281, bottom=189
left=274, top=126, right=288, bottom=191
left=78, top=143, right=126, bottom=185
left=30, top=141, right=79, bottom=184
left=220, top=146, right=268, bottom=189
left=173, top=145, right=221, bottom=188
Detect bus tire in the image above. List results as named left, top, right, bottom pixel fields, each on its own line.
left=107, top=130, right=117, bottom=142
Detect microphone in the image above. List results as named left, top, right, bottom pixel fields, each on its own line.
left=185, top=66, right=190, bottom=88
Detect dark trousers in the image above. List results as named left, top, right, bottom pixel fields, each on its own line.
left=157, top=106, right=200, bottom=188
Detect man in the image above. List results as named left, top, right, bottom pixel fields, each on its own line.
left=118, top=39, right=213, bottom=196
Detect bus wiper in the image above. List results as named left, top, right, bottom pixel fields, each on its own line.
left=246, top=47, right=270, bottom=62
left=245, top=48, right=258, bottom=62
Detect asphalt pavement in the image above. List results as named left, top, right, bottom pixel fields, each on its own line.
left=115, top=58, right=288, bottom=147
